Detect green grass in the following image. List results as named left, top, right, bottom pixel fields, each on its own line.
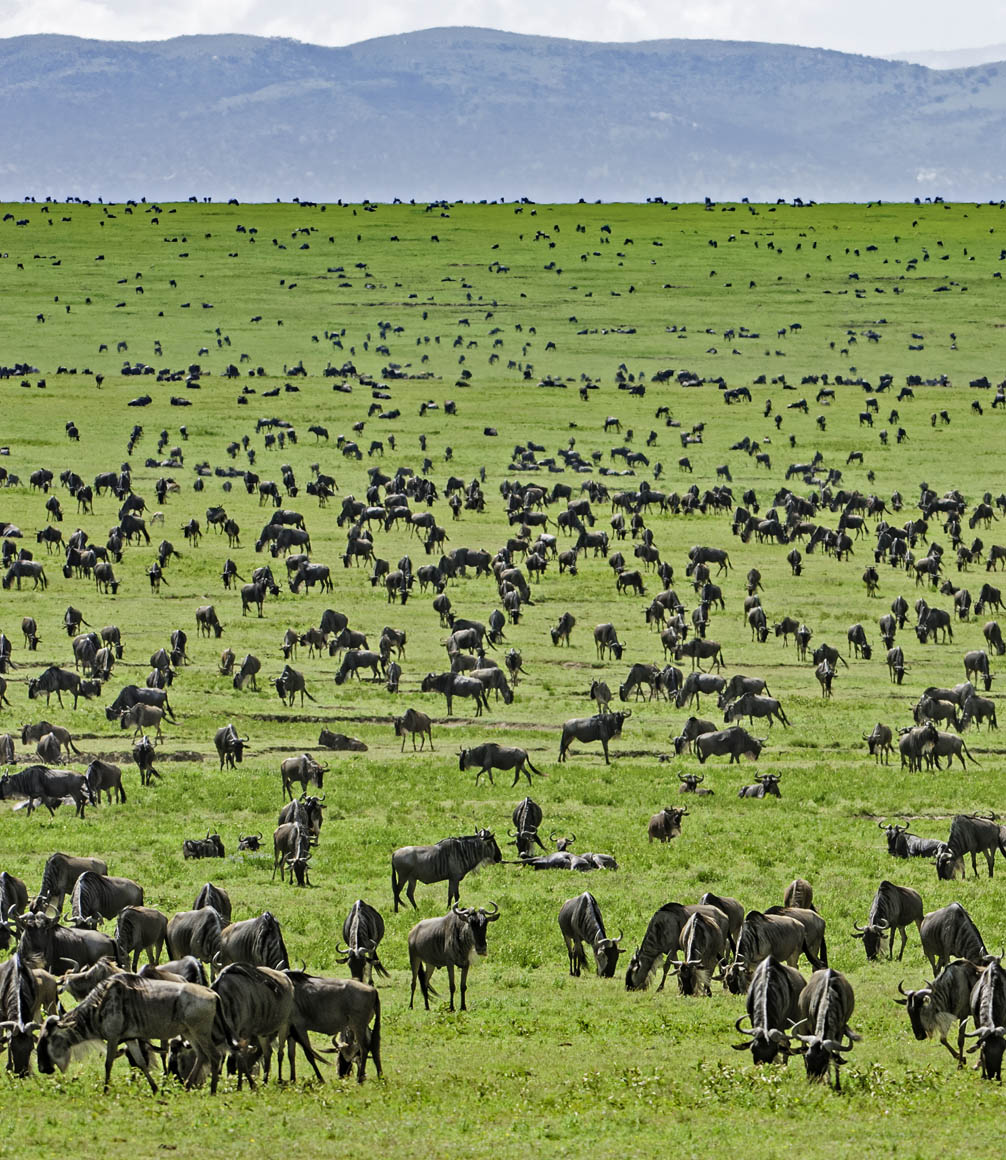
left=0, top=197, right=1005, bottom=1158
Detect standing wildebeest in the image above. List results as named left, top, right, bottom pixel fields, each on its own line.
left=961, top=692, right=998, bottom=731
left=284, top=971, right=382, bottom=1083
left=334, top=649, right=383, bottom=684
left=13, top=911, right=115, bottom=973
left=920, top=902, right=990, bottom=975
left=863, top=722, right=894, bottom=764
left=675, top=638, right=725, bottom=671
left=217, top=912, right=290, bottom=971
left=31, top=853, right=106, bottom=913
left=963, top=649, right=994, bottom=690
left=272, top=822, right=312, bottom=886
left=937, top=813, right=1006, bottom=879
left=0, top=766, right=90, bottom=818
left=723, top=693, right=790, bottom=728
left=214, top=723, right=248, bottom=769
left=166, top=908, right=226, bottom=972
left=115, top=906, right=168, bottom=970
left=337, top=900, right=389, bottom=984
left=897, top=720, right=939, bottom=771
left=71, top=872, right=143, bottom=923
left=723, top=910, right=810, bottom=994
left=895, top=960, right=982, bottom=1066
left=509, top=797, right=546, bottom=857
left=558, top=892, right=623, bottom=978
left=279, top=753, right=326, bottom=800
left=27, top=667, right=84, bottom=709
left=963, top=958, right=1006, bottom=1081
left=392, top=830, right=502, bottom=911
left=194, top=604, right=224, bottom=637
left=38, top=974, right=220, bottom=1093
left=623, top=902, right=729, bottom=991
left=791, top=969, right=858, bottom=1090
left=394, top=708, right=434, bottom=752
left=119, top=703, right=168, bottom=741
left=852, top=881, right=923, bottom=961
left=211, top=962, right=296, bottom=1088
left=271, top=665, right=316, bottom=707
left=408, top=902, right=500, bottom=1012
left=420, top=671, right=489, bottom=717
left=592, top=622, right=623, bottom=660
left=672, top=910, right=726, bottom=997
left=648, top=806, right=687, bottom=843
left=0, top=951, right=40, bottom=1076
left=557, top=711, right=631, bottom=764
left=550, top=611, right=576, bottom=646
left=460, top=742, right=544, bottom=787
left=696, top=727, right=764, bottom=764
left=732, top=956, right=807, bottom=1063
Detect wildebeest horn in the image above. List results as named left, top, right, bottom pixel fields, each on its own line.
left=622, top=709, right=632, bottom=717
left=734, top=1016, right=754, bottom=1035
left=851, top=922, right=865, bottom=935
left=614, top=929, right=624, bottom=944
left=877, top=819, right=888, bottom=830
left=548, top=829, right=557, bottom=842
left=484, top=901, right=500, bottom=920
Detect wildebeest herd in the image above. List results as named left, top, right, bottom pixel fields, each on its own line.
left=4, top=197, right=1006, bottom=1105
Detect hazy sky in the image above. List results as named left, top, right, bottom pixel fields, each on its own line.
left=0, top=0, right=1002, bottom=57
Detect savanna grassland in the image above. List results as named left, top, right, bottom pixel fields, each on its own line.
left=2, top=196, right=1006, bottom=1159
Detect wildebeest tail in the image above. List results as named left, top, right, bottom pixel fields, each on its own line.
left=818, top=931, right=828, bottom=968
left=524, top=756, right=546, bottom=778
left=962, top=741, right=980, bottom=765
left=67, top=738, right=82, bottom=755
left=391, top=858, right=400, bottom=911
left=304, top=689, right=318, bottom=703
left=369, top=989, right=381, bottom=1075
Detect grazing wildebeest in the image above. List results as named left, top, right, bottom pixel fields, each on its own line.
left=557, top=711, right=630, bottom=764
left=336, top=900, right=389, bottom=985
left=936, top=813, right=1005, bottom=879
left=115, top=906, right=168, bottom=970
left=408, top=902, right=501, bottom=1012
left=284, top=971, right=382, bottom=1083
left=791, top=969, right=858, bottom=1090
left=0, top=765, right=90, bottom=818
left=671, top=910, right=725, bottom=997
left=36, top=974, right=221, bottom=1093
left=592, top=622, right=623, bottom=660
left=391, top=830, right=502, bottom=911
left=695, top=727, right=764, bottom=764
left=420, top=671, right=489, bottom=716
left=851, top=881, right=923, bottom=961
left=194, top=605, right=224, bottom=637
left=731, top=955, right=807, bottom=1064
left=558, top=892, right=623, bottom=978
left=623, top=902, right=729, bottom=992
left=279, top=753, right=326, bottom=801
left=963, top=958, right=1006, bottom=1081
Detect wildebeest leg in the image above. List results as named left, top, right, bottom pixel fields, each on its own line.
left=657, top=953, right=677, bottom=991
left=446, top=964, right=457, bottom=1011
left=985, top=849, right=995, bottom=877
left=601, top=737, right=610, bottom=764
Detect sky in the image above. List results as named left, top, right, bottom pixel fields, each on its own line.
left=0, top=0, right=1003, bottom=58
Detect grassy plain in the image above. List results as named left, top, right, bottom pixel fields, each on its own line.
left=0, top=197, right=1005, bottom=1157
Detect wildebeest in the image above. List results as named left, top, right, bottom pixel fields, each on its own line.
left=13, top=910, right=115, bottom=973
left=194, top=604, right=224, bottom=637
left=851, top=881, right=923, bottom=961
left=36, top=974, right=221, bottom=1092
left=284, top=971, right=382, bottom=1082
left=731, top=955, right=807, bottom=1063
left=963, top=958, right=1006, bottom=1081
left=217, top=912, right=290, bottom=971
left=895, top=959, right=982, bottom=1066
left=863, top=722, right=894, bottom=764
left=31, top=852, right=107, bottom=913
left=897, top=720, right=939, bottom=771
left=392, top=830, right=502, bottom=911
left=183, top=832, right=225, bottom=860
left=920, top=901, right=990, bottom=975
left=0, top=765, right=90, bottom=818
left=791, top=969, right=858, bottom=1090
left=279, top=753, right=326, bottom=800
left=557, top=711, right=630, bottom=764
left=592, top=622, right=623, bottom=660
left=695, top=727, right=764, bottom=764
left=119, top=703, right=169, bottom=741
left=115, top=906, right=168, bottom=970
left=408, top=902, right=500, bottom=1011
left=624, top=902, right=729, bottom=991
left=272, top=665, right=317, bottom=707
left=214, top=723, right=248, bottom=769
left=337, top=900, right=389, bottom=985
left=71, top=872, right=143, bottom=922
left=937, top=813, right=1005, bottom=879
left=27, top=667, right=84, bottom=709
left=420, top=671, right=489, bottom=717
left=648, top=806, right=687, bottom=843
left=394, top=708, right=434, bottom=752
left=723, top=693, right=790, bottom=728
left=724, top=909, right=812, bottom=994
left=166, top=908, right=226, bottom=970
left=558, top=892, right=623, bottom=978
left=672, top=910, right=726, bottom=997
left=459, top=742, right=544, bottom=787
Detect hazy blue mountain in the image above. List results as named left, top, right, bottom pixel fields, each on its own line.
left=890, top=44, right=1006, bottom=69
left=3, top=28, right=1006, bottom=201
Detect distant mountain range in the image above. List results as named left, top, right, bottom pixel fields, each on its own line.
left=3, top=28, right=1006, bottom=202
left=891, top=44, right=1006, bottom=69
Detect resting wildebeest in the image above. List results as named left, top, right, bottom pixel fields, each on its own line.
left=459, top=743, right=544, bottom=787
left=557, top=711, right=630, bottom=764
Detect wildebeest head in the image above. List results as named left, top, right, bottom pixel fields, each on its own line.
left=732, top=1016, right=791, bottom=1064
left=894, top=979, right=937, bottom=1042
left=793, top=1030, right=853, bottom=1081
left=237, top=833, right=263, bottom=853
left=453, top=901, right=501, bottom=955
left=594, top=929, right=624, bottom=978
left=0, top=1019, right=41, bottom=1076
left=477, top=829, right=503, bottom=864
left=935, top=845, right=964, bottom=880
left=966, top=1025, right=1006, bottom=1080
left=852, top=919, right=888, bottom=960
left=35, top=1015, right=72, bottom=1074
